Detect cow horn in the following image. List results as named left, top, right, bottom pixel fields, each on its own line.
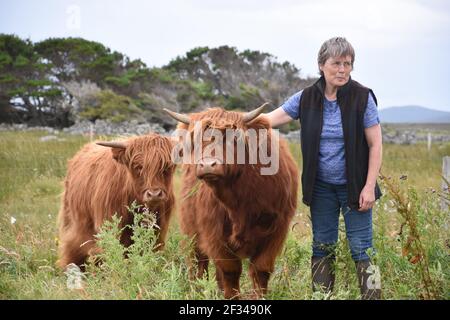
left=163, top=108, right=191, bottom=125
left=242, top=102, right=269, bottom=123
left=96, top=141, right=127, bottom=149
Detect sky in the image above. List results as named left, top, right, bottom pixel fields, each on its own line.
left=1, top=0, right=450, bottom=111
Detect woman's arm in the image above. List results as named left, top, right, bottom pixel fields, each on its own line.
left=358, top=123, right=383, bottom=211
left=263, top=106, right=295, bottom=128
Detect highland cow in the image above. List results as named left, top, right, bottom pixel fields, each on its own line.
left=165, top=105, right=298, bottom=299
left=57, top=133, right=175, bottom=269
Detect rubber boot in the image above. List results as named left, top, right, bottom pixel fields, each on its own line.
left=355, top=259, right=382, bottom=300
left=311, top=256, right=335, bottom=293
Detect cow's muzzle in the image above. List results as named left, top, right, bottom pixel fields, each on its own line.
left=143, top=188, right=166, bottom=204
left=196, top=158, right=224, bottom=180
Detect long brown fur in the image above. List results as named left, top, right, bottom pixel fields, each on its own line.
left=178, top=108, right=299, bottom=299
left=57, top=133, right=176, bottom=269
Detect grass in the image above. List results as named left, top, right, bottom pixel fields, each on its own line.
left=0, top=130, right=449, bottom=300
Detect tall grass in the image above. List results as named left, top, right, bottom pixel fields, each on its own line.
left=0, top=130, right=449, bottom=299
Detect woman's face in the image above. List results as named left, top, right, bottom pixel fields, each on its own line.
left=320, top=55, right=353, bottom=88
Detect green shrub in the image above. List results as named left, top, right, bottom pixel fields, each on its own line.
left=79, top=89, right=142, bottom=123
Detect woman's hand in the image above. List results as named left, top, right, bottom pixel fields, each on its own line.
left=361, top=123, right=382, bottom=212
left=358, top=184, right=375, bottom=212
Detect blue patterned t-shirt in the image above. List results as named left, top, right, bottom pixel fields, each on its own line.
left=281, top=90, right=379, bottom=184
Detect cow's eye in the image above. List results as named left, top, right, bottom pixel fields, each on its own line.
left=164, top=166, right=173, bottom=176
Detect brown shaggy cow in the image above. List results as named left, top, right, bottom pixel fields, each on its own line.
left=57, top=133, right=176, bottom=269
left=165, top=105, right=299, bottom=299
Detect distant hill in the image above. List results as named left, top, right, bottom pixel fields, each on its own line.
left=379, top=106, right=450, bottom=123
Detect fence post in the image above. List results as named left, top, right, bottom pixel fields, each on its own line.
left=427, top=132, right=432, bottom=152
left=442, top=156, right=450, bottom=212
left=90, top=123, right=94, bottom=142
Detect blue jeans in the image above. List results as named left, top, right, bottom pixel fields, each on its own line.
left=310, top=179, right=374, bottom=261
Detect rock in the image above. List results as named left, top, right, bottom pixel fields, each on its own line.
left=39, top=135, right=58, bottom=142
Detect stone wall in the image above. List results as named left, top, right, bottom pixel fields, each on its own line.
left=1, top=121, right=449, bottom=144
left=0, top=120, right=166, bottom=137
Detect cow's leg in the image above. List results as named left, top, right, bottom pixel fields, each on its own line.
left=181, top=237, right=205, bottom=280
left=153, top=228, right=166, bottom=251
left=195, top=248, right=209, bottom=279
left=153, top=211, right=171, bottom=251
left=249, top=221, right=291, bottom=298
left=215, top=267, right=224, bottom=291
left=119, top=224, right=134, bottom=259
left=248, top=260, right=273, bottom=299
left=58, top=224, right=97, bottom=270
left=249, top=237, right=285, bottom=299
left=215, top=258, right=242, bottom=299
left=183, top=239, right=196, bottom=280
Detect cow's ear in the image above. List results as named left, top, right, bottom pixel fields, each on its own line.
left=176, top=122, right=189, bottom=131
left=96, top=141, right=128, bottom=164
left=168, top=136, right=183, bottom=157
left=110, top=147, right=127, bottom=164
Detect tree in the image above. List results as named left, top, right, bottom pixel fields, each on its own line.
left=0, top=34, right=315, bottom=130
left=165, top=45, right=316, bottom=113
left=79, top=89, right=143, bottom=123
left=35, top=37, right=155, bottom=108
left=0, top=34, right=65, bottom=126
left=34, top=37, right=120, bottom=84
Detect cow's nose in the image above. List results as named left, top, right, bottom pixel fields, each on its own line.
left=199, top=158, right=218, bottom=169
left=197, top=158, right=222, bottom=178
left=148, top=189, right=162, bottom=197
left=145, top=189, right=164, bottom=202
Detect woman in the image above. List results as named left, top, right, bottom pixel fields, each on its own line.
left=265, top=37, right=382, bottom=299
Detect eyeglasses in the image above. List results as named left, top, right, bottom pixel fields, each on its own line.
left=328, top=60, right=353, bottom=69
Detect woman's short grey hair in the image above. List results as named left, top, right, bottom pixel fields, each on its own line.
left=317, top=37, right=355, bottom=76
